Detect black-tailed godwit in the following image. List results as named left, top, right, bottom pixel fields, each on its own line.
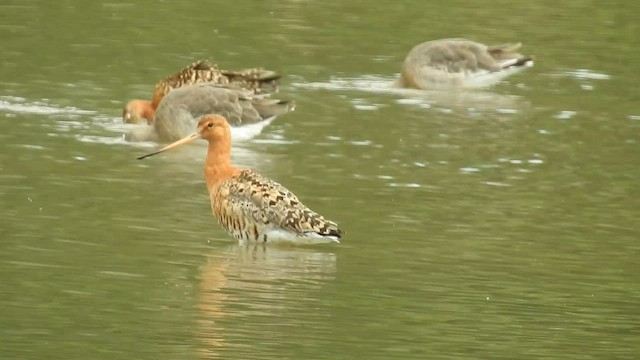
left=137, top=115, right=342, bottom=244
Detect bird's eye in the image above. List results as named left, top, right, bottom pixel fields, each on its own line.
left=207, top=123, right=214, bottom=128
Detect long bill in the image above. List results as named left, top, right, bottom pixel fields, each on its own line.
left=137, top=132, right=201, bottom=160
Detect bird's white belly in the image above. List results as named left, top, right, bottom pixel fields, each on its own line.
left=463, top=60, right=534, bottom=88
left=229, top=226, right=339, bottom=245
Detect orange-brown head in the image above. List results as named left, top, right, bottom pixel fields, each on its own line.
left=137, top=115, right=230, bottom=160
left=197, top=114, right=231, bottom=143
left=122, top=100, right=156, bottom=124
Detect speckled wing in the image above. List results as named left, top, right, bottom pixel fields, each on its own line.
left=151, top=60, right=229, bottom=108
left=151, top=60, right=282, bottom=107
left=213, top=170, right=342, bottom=241
left=221, top=68, right=281, bottom=94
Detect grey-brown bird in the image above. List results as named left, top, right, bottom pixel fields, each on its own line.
left=123, top=60, right=281, bottom=124
left=125, top=83, right=294, bottom=142
left=138, top=115, right=343, bottom=244
left=396, top=38, right=534, bottom=89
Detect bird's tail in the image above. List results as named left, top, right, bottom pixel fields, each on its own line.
left=488, top=43, right=534, bottom=69
left=487, top=42, right=522, bottom=57
left=222, top=68, right=282, bottom=94
left=252, top=98, right=296, bottom=118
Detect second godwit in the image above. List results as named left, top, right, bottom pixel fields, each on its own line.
left=396, top=38, right=534, bottom=89
left=123, top=60, right=281, bottom=124
left=137, top=115, right=343, bottom=244
left=124, top=83, right=294, bottom=143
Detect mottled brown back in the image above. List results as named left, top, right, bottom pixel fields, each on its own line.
left=211, top=169, right=343, bottom=242
left=151, top=60, right=281, bottom=108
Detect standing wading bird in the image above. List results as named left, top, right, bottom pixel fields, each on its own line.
left=124, top=83, right=294, bottom=143
left=396, top=38, right=534, bottom=89
left=123, top=60, right=281, bottom=124
left=137, top=115, right=343, bottom=244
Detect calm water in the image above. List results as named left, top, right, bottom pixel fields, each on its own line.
left=1, top=1, right=639, bottom=359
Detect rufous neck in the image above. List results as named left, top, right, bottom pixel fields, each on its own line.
left=151, top=91, right=163, bottom=109
left=140, top=101, right=156, bottom=123
left=204, top=138, right=234, bottom=189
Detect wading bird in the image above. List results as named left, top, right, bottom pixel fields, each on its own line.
left=138, top=115, right=343, bottom=244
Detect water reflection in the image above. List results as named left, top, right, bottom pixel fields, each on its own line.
left=1, top=94, right=282, bottom=143
left=0, top=96, right=94, bottom=116
left=195, top=244, right=336, bottom=358
left=0, top=95, right=283, bottom=172
left=293, top=75, right=528, bottom=114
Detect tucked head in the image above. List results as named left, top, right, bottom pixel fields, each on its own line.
left=123, top=100, right=155, bottom=124
left=137, top=114, right=231, bottom=160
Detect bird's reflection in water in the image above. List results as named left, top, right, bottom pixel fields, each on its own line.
left=293, top=75, right=529, bottom=115
left=195, top=244, right=337, bottom=358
